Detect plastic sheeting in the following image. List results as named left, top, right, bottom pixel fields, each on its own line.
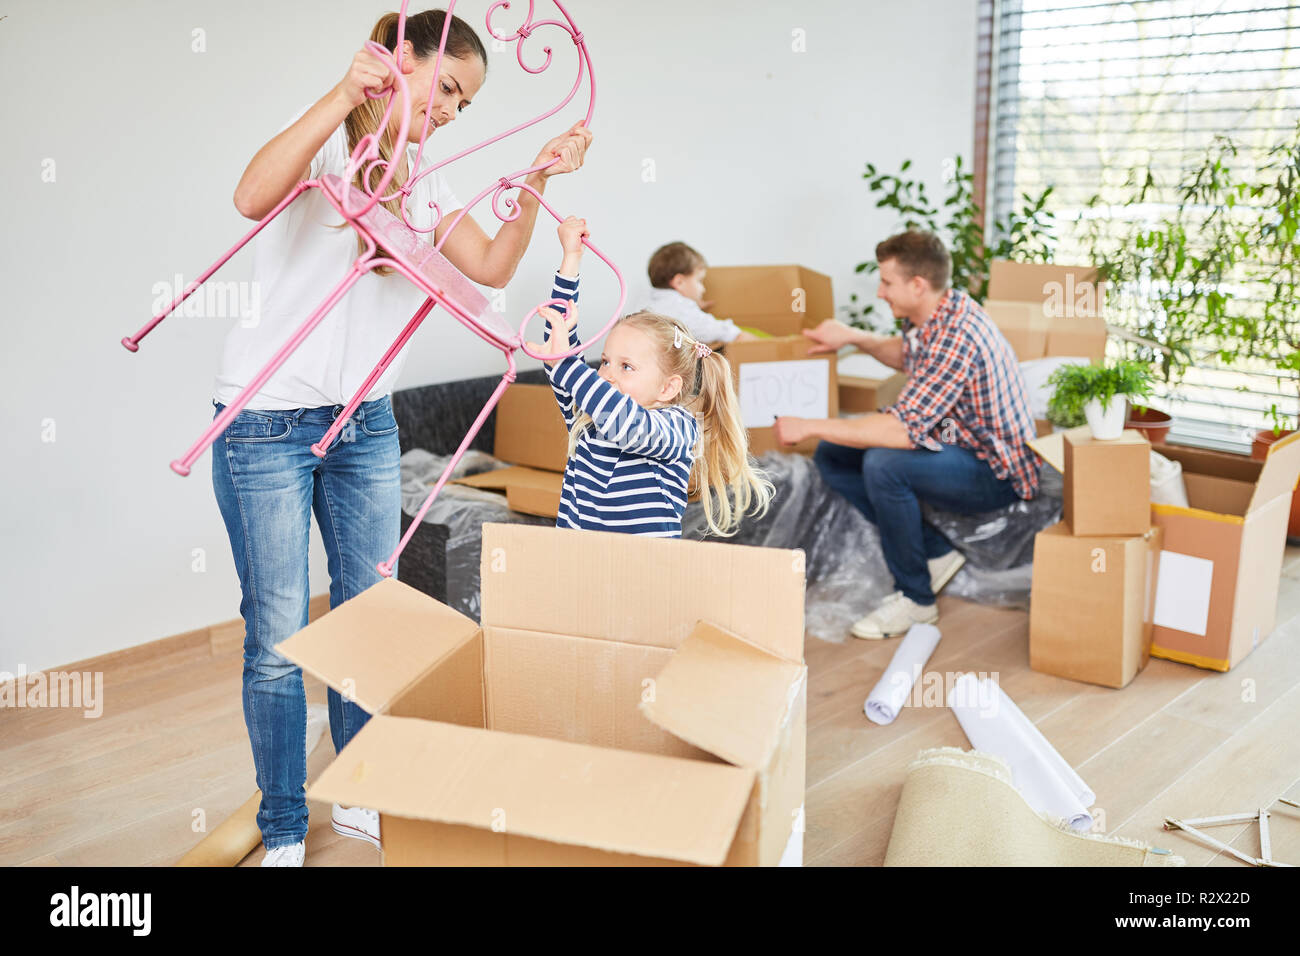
left=400, top=447, right=1063, bottom=643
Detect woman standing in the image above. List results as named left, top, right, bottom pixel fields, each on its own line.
left=212, top=8, right=592, bottom=866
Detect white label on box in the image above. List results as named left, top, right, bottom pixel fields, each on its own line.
left=1152, top=550, right=1214, bottom=636
left=739, top=359, right=829, bottom=428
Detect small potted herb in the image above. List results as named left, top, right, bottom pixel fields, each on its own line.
left=1047, top=360, right=1154, bottom=440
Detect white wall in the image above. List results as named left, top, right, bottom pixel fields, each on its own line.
left=0, top=0, right=974, bottom=673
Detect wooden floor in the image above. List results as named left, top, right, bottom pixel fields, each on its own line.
left=4, top=551, right=1300, bottom=868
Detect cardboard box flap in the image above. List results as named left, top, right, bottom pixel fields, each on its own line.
left=481, top=524, right=805, bottom=661
left=493, top=384, right=569, bottom=473
left=1026, top=426, right=1090, bottom=473
left=639, top=620, right=806, bottom=770
left=307, top=715, right=757, bottom=866
left=1250, top=430, right=1300, bottom=513
left=276, top=578, right=480, bottom=715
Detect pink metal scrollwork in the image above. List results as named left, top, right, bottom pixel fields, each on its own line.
left=120, top=0, right=622, bottom=577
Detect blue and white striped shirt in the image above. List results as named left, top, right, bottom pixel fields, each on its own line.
left=543, top=272, right=700, bottom=537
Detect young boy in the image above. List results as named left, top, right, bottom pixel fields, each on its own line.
left=642, top=242, right=760, bottom=346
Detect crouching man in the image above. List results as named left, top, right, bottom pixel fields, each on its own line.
left=774, top=230, right=1039, bottom=638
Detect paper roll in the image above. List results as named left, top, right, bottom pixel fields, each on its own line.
left=864, top=623, right=942, bottom=725
left=947, top=673, right=1095, bottom=831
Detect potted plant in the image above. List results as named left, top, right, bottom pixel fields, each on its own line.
left=1125, top=402, right=1174, bottom=445
left=1047, top=360, right=1154, bottom=440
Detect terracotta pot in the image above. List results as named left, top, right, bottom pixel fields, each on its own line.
left=1252, top=428, right=1300, bottom=539
left=1125, top=403, right=1173, bottom=445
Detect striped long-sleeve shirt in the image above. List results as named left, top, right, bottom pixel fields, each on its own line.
left=543, top=272, right=700, bottom=537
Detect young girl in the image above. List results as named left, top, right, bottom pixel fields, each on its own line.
left=213, top=8, right=591, bottom=866
left=528, top=218, right=774, bottom=538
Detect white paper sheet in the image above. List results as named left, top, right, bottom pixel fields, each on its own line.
left=1152, top=550, right=1214, bottom=636
left=864, top=623, right=942, bottom=725
left=947, top=673, right=1096, bottom=831
left=837, top=352, right=897, bottom=381
left=738, top=359, right=829, bottom=428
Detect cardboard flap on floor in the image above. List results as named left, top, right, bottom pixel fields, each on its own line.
left=276, top=578, right=479, bottom=714
left=455, top=465, right=562, bottom=494
left=480, top=523, right=805, bottom=661
left=640, top=621, right=805, bottom=770
left=1249, top=430, right=1300, bottom=513
left=306, top=714, right=757, bottom=866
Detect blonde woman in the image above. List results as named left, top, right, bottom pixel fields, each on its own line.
left=212, top=8, right=592, bottom=865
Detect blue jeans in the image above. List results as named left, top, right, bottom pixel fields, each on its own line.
left=210, top=396, right=401, bottom=849
left=813, top=440, right=1026, bottom=606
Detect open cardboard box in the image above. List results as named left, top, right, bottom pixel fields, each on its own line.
left=277, top=523, right=808, bottom=865
left=1030, top=427, right=1300, bottom=671
left=703, top=265, right=833, bottom=338
left=723, top=335, right=838, bottom=456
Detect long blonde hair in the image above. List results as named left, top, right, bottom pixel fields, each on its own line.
left=567, top=313, right=775, bottom=537
left=332, top=9, right=487, bottom=275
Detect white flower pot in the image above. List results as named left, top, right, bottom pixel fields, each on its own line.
left=1084, top=396, right=1127, bottom=440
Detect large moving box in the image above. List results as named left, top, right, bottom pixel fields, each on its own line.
left=1147, top=435, right=1300, bottom=671
left=984, top=261, right=1108, bottom=363
left=723, top=335, right=838, bottom=456
left=1029, top=521, right=1163, bottom=688
left=278, top=523, right=809, bottom=866
left=702, top=265, right=834, bottom=338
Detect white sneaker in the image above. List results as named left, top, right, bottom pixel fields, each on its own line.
left=928, top=550, right=966, bottom=595
left=851, top=592, right=939, bottom=640
left=332, top=803, right=381, bottom=849
left=261, top=842, right=305, bottom=867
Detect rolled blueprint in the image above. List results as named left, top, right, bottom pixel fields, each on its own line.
left=864, top=623, right=942, bottom=725
left=947, top=673, right=1096, bottom=832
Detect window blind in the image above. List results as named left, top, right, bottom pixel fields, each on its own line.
left=990, top=0, right=1300, bottom=451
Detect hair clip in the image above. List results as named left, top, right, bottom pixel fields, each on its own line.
left=694, top=341, right=712, bottom=359
left=673, top=326, right=683, bottom=349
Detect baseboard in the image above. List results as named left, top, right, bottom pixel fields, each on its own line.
left=3, top=593, right=334, bottom=689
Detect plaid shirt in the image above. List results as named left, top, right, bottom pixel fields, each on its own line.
left=881, top=288, right=1040, bottom=499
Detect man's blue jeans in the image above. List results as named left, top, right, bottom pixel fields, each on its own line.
left=813, top=440, right=1026, bottom=607
left=210, top=396, right=401, bottom=849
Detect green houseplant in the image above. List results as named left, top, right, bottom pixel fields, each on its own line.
left=844, top=155, right=1056, bottom=330
left=1047, top=360, right=1154, bottom=440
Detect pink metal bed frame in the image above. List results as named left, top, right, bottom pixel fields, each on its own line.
left=120, top=0, right=623, bottom=577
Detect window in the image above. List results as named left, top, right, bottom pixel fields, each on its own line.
left=989, top=0, right=1300, bottom=450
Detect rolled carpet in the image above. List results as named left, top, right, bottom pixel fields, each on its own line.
left=177, top=703, right=329, bottom=866
left=884, top=748, right=1184, bottom=866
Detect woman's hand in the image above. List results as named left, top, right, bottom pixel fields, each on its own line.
left=534, top=123, right=594, bottom=179
left=337, top=45, right=417, bottom=109
left=526, top=302, right=579, bottom=364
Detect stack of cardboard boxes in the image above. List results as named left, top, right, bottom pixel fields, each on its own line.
left=1030, top=427, right=1300, bottom=677
left=1028, top=427, right=1163, bottom=688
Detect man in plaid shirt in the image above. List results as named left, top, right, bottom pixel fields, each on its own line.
left=773, top=230, right=1038, bottom=638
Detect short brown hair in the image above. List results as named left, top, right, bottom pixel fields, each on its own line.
left=875, top=230, right=952, bottom=291
left=648, top=242, right=707, bottom=289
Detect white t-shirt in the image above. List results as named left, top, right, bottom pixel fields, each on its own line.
left=212, top=105, right=464, bottom=409
left=640, top=287, right=743, bottom=344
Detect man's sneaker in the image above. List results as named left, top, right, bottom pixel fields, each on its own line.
left=851, top=592, right=939, bottom=640
left=261, top=842, right=305, bottom=867
left=928, top=550, right=966, bottom=596
left=332, top=803, right=381, bottom=849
